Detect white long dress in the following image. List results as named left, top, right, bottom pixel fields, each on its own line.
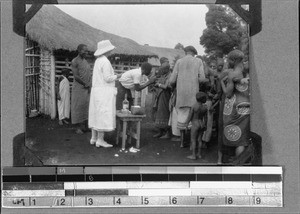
left=88, top=56, right=117, bottom=131
left=57, top=76, right=70, bottom=120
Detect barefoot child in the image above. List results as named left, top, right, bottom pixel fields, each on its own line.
left=56, top=68, right=71, bottom=125
left=185, top=92, right=208, bottom=160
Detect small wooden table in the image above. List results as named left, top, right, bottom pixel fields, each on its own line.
left=116, top=111, right=146, bottom=150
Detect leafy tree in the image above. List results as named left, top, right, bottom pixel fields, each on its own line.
left=174, top=43, right=184, bottom=50
left=200, top=5, right=249, bottom=59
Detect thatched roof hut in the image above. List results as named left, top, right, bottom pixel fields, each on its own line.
left=24, top=5, right=186, bottom=118
left=26, top=5, right=156, bottom=58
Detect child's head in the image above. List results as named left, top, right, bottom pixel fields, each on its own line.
left=209, top=60, right=217, bottom=70
left=159, top=57, right=170, bottom=75
left=61, top=68, right=70, bottom=78
left=141, top=62, right=153, bottom=76
left=196, top=92, right=207, bottom=103
left=227, top=49, right=244, bottom=68
left=217, top=58, right=224, bottom=72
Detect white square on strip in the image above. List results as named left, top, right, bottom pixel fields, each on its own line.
left=128, top=188, right=191, bottom=196
left=126, top=181, right=189, bottom=189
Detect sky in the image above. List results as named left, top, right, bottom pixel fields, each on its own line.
left=56, top=4, right=209, bottom=55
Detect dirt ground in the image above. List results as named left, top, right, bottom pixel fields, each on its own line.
left=25, top=115, right=219, bottom=166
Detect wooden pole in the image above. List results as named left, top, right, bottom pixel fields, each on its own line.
left=40, top=51, right=44, bottom=114
left=50, top=53, right=56, bottom=119
left=134, top=91, right=139, bottom=106
left=141, top=88, right=147, bottom=108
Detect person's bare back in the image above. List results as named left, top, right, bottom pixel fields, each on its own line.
left=191, top=102, right=207, bottom=122
left=186, top=92, right=208, bottom=160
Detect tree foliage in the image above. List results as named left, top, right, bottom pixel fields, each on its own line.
left=200, top=5, right=249, bottom=59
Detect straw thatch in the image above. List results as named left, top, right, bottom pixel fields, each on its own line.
left=143, top=45, right=185, bottom=67
left=26, top=5, right=156, bottom=57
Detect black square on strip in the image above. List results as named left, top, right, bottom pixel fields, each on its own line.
left=197, top=174, right=222, bottom=181
left=223, top=174, right=251, bottom=181
left=141, top=174, right=168, bottom=181
left=65, top=190, right=75, bottom=196
left=31, top=175, right=56, bottom=182
left=113, top=174, right=141, bottom=181
left=169, top=174, right=196, bottom=181
left=85, top=174, right=113, bottom=181
left=57, top=174, right=85, bottom=182
left=2, top=175, right=30, bottom=182
left=252, top=174, right=282, bottom=182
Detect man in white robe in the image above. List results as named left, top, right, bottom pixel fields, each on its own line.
left=169, top=46, right=208, bottom=144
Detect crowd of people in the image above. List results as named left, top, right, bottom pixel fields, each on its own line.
left=149, top=46, right=251, bottom=164
left=56, top=40, right=250, bottom=164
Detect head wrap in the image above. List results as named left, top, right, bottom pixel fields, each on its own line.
left=196, top=92, right=207, bottom=103
left=217, top=57, right=224, bottom=66
left=228, top=50, right=244, bottom=62
left=160, top=57, right=169, bottom=65
left=184, top=46, right=198, bottom=55
left=77, top=44, right=87, bottom=52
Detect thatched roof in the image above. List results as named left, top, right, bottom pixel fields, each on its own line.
left=144, top=45, right=185, bottom=67
left=26, top=5, right=156, bottom=57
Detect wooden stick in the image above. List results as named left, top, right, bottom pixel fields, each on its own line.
left=50, top=54, right=56, bottom=119
left=211, top=100, right=220, bottom=109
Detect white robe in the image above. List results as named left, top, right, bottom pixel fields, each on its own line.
left=57, top=76, right=70, bottom=120
left=88, top=56, right=117, bottom=131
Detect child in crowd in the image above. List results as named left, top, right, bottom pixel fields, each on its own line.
left=56, top=68, right=71, bottom=125
left=201, top=89, right=214, bottom=148
left=185, top=92, right=208, bottom=160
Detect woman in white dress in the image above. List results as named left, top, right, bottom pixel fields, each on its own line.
left=88, top=40, right=121, bottom=148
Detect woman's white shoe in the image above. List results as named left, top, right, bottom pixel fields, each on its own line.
left=95, top=140, right=113, bottom=148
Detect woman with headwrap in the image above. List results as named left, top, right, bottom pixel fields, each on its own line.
left=152, top=57, right=172, bottom=138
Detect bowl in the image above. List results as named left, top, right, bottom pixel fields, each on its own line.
left=131, top=106, right=145, bottom=115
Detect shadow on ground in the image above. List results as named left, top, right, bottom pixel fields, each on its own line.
left=25, top=115, right=219, bottom=165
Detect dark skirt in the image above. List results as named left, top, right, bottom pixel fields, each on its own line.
left=223, top=83, right=250, bottom=147
left=155, top=90, right=171, bottom=129
left=218, top=94, right=225, bottom=150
